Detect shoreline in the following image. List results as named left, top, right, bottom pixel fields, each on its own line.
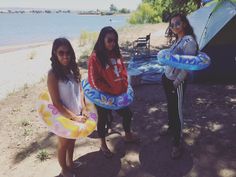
left=0, top=13, right=130, bottom=53
left=0, top=41, right=52, bottom=54
left=0, top=22, right=168, bottom=54
left=0, top=23, right=168, bottom=101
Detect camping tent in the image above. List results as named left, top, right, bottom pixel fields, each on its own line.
left=187, top=0, right=236, bottom=82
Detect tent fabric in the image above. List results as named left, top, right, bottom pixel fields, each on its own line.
left=188, top=0, right=236, bottom=50
left=192, top=16, right=236, bottom=81
left=187, top=0, right=236, bottom=82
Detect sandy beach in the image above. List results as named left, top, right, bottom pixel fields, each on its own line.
left=0, top=23, right=235, bottom=177
left=0, top=43, right=51, bottom=99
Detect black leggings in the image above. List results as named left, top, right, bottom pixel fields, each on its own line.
left=162, top=74, right=187, bottom=146
left=95, top=105, right=132, bottom=138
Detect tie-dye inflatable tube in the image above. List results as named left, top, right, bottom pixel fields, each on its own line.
left=157, top=49, right=211, bottom=70
left=82, top=80, right=134, bottom=110
left=37, top=92, right=98, bottom=139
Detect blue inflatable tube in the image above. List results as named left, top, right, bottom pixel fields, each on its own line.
left=157, top=49, right=211, bottom=71
left=81, top=80, right=134, bottom=110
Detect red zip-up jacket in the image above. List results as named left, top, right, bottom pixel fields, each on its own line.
left=88, top=51, right=128, bottom=95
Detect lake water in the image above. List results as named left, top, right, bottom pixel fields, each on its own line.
left=0, top=13, right=128, bottom=46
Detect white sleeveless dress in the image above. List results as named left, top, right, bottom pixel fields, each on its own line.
left=58, top=74, right=82, bottom=116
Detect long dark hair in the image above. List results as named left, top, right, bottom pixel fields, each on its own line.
left=50, top=38, right=81, bottom=82
left=165, top=13, right=197, bottom=45
left=93, top=26, right=121, bottom=68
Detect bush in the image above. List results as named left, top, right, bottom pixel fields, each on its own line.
left=78, top=31, right=98, bottom=46
left=129, top=3, right=161, bottom=24
left=36, top=150, right=50, bottom=161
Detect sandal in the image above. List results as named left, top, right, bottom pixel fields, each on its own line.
left=70, top=161, right=82, bottom=169
left=100, top=147, right=113, bottom=158
left=106, top=129, right=122, bottom=136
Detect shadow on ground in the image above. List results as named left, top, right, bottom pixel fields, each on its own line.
left=74, top=151, right=121, bottom=177
left=84, top=83, right=236, bottom=177
left=139, top=137, right=193, bottom=177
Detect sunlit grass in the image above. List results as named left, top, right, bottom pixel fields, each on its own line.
left=36, top=149, right=50, bottom=161
left=78, top=31, right=98, bottom=47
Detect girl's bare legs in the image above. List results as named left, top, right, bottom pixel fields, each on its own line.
left=58, top=137, right=74, bottom=177
left=67, top=139, right=76, bottom=169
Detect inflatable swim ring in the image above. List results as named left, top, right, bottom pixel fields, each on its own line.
left=37, top=91, right=98, bottom=139
left=81, top=80, right=134, bottom=110
left=157, top=49, right=211, bottom=70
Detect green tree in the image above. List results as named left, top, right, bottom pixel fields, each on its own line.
left=119, top=8, right=130, bottom=14
left=129, top=3, right=161, bottom=24
left=130, top=0, right=199, bottom=24
left=110, top=4, right=118, bottom=12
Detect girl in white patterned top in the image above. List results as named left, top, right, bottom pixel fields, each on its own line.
left=47, top=38, right=87, bottom=177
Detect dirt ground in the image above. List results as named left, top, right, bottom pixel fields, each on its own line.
left=0, top=24, right=236, bottom=177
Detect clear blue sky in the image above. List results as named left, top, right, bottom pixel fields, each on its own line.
left=0, top=0, right=142, bottom=10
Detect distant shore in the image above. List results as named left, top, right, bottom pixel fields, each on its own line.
left=0, top=8, right=131, bottom=16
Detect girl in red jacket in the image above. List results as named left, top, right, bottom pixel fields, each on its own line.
left=88, top=26, right=139, bottom=158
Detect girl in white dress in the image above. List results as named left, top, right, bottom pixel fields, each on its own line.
left=47, top=38, right=87, bottom=177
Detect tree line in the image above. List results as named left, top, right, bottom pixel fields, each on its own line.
left=129, top=0, right=202, bottom=24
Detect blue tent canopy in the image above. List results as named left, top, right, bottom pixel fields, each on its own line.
left=188, top=0, right=236, bottom=81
